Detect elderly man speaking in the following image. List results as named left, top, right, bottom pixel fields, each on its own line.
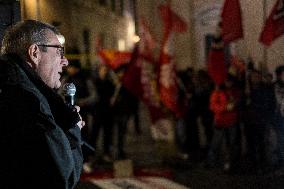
left=0, top=20, right=84, bottom=189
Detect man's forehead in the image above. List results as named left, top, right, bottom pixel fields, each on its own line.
left=46, top=30, right=61, bottom=45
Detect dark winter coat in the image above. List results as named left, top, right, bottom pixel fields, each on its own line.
left=0, top=54, right=83, bottom=189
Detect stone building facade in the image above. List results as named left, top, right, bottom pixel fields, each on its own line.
left=21, top=0, right=136, bottom=65
left=20, top=0, right=284, bottom=73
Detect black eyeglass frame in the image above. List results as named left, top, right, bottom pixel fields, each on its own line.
left=37, top=44, right=65, bottom=58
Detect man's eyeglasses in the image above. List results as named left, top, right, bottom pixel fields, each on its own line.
left=38, top=44, right=65, bottom=58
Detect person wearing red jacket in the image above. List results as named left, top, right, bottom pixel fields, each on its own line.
left=207, top=75, right=241, bottom=172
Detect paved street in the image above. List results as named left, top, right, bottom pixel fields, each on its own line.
left=77, top=108, right=284, bottom=189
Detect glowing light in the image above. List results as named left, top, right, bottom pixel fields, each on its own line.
left=57, top=34, right=65, bottom=45
left=133, top=35, right=140, bottom=43
left=118, top=39, right=126, bottom=51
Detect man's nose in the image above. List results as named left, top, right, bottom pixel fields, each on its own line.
left=61, top=57, right=68, bottom=67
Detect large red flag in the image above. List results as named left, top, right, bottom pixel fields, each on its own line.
left=207, top=35, right=227, bottom=85
left=207, top=49, right=227, bottom=85
left=122, top=46, right=143, bottom=98
left=159, top=4, right=187, bottom=33
left=121, top=18, right=164, bottom=123
left=259, top=0, right=284, bottom=46
left=139, top=16, right=157, bottom=60
left=98, top=49, right=132, bottom=69
left=221, top=0, right=243, bottom=44
left=158, top=4, right=187, bottom=117
left=122, top=45, right=164, bottom=122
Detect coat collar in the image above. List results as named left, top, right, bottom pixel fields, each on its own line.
left=2, top=54, right=80, bottom=130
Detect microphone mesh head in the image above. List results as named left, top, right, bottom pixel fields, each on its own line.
left=63, top=83, right=76, bottom=96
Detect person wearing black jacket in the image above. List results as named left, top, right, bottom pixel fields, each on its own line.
left=0, top=20, right=84, bottom=189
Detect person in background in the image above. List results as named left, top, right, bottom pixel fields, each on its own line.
left=207, top=75, right=241, bottom=172
left=111, top=66, right=137, bottom=159
left=273, top=65, right=284, bottom=168
left=60, top=60, right=96, bottom=141
left=59, top=59, right=96, bottom=171
left=92, top=64, right=115, bottom=162
left=195, top=70, right=214, bottom=159
left=244, top=70, right=275, bottom=172
left=0, top=20, right=84, bottom=189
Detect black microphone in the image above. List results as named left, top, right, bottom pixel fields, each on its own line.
left=62, top=83, right=95, bottom=152
left=63, top=83, right=76, bottom=107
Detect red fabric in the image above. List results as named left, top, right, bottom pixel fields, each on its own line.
left=122, top=46, right=164, bottom=123
left=221, top=0, right=243, bottom=44
left=207, top=50, right=227, bottom=85
left=122, top=17, right=164, bottom=123
left=158, top=4, right=187, bottom=117
left=210, top=89, right=239, bottom=128
left=122, top=46, right=144, bottom=99
left=158, top=4, right=187, bottom=33
left=98, top=49, right=131, bottom=70
left=134, top=168, right=173, bottom=179
left=159, top=52, right=183, bottom=117
left=139, top=17, right=157, bottom=59
left=260, top=0, right=284, bottom=46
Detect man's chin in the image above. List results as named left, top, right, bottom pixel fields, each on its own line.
left=54, top=81, right=61, bottom=89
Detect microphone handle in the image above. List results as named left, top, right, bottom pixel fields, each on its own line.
left=64, top=97, right=95, bottom=152
left=65, top=95, right=75, bottom=106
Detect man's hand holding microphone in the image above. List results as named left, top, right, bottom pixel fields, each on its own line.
left=63, top=82, right=94, bottom=151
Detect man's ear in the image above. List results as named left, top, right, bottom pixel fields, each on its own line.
left=27, top=44, right=41, bottom=68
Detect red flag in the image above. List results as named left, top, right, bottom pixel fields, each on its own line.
left=259, top=0, right=284, bottom=46
left=139, top=17, right=157, bottom=59
left=159, top=4, right=187, bottom=33
left=207, top=49, right=227, bottom=85
left=122, top=46, right=143, bottom=98
left=221, top=0, right=243, bottom=44
left=121, top=17, right=164, bottom=123
left=158, top=4, right=187, bottom=117
left=98, top=49, right=131, bottom=70
left=122, top=45, right=164, bottom=122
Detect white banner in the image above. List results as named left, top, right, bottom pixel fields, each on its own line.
left=90, top=177, right=190, bottom=189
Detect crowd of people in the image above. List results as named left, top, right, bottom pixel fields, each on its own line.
left=176, top=62, right=284, bottom=174
left=58, top=36, right=284, bottom=176
left=60, top=48, right=284, bottom=176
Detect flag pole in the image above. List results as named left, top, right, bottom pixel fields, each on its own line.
left=262, top=0, right=268, bottom=75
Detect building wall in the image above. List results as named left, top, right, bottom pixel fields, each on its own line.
left=138, top=0, right=284, bottom=73
left=20, top=0, right=284, bottom=73
left=240, top=0, right=284, bottom=74
left=193, top=0, right=284, bottom=74
left=136, top=0, right=196, bottom=70
left=21, top=0, right=136, bottom=66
